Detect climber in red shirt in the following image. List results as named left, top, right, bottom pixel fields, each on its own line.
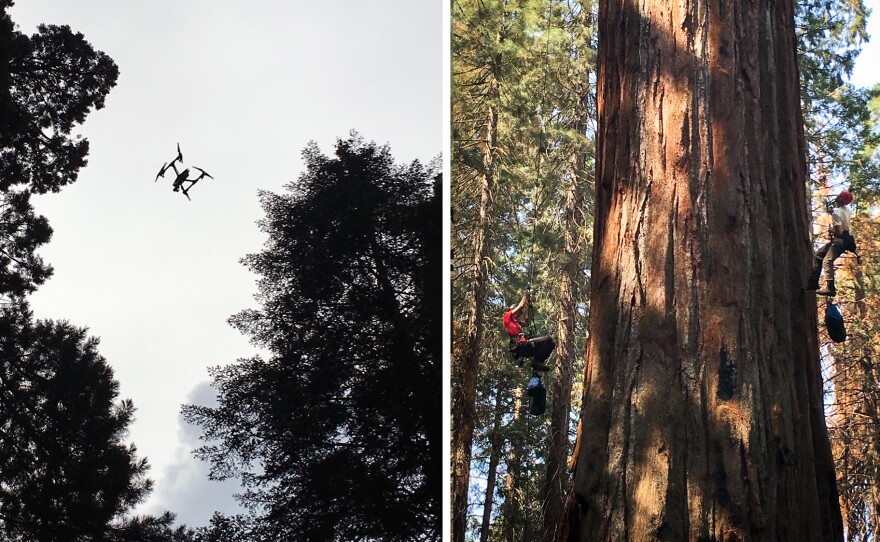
left=502, top=290, right=555, bottom=372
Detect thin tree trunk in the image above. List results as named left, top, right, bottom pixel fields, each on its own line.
left=542, top=88, right=588, bottom=542
left=452, top=70, right=500, bottom=542
left=854, top=265, right=880, bottom=541
left=480, top=376, right=507, bottom=542
left=561, top=0, right=843, bottom=537
left=502, top=386, right=525, bottom=542
left=872, top=455, right=880, bottom=542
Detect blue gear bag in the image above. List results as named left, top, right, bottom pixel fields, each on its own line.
left=825, top=303, right=846, bottom=343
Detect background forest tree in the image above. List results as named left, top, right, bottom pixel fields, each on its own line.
left=452, top=0, right=880, bottom=540
left=451, top=0, right=594, bottom=540
left=798, top=0, right=880, bottom=539
left=183, top=135, right=442, bottom=542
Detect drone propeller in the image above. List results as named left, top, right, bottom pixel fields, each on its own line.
left=175, top=142, right=183, bottom=164
left=192, top=166, right=214, bottom=181
left=155, top=162, right=168, bottom=181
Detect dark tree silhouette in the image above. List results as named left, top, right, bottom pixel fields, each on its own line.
left=0, top=1, right=118, bottom=298
left=108, top=514, right=197, bottom=542
left=0, top=302, right=155, bottom=541
left=183, top=135, right=442, bottom=541
left=189, top=513, right=251, bottom=542
left=0, top=7, right=192, bottom=541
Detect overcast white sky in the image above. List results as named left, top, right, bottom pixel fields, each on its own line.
left=8, top=0, right=442, bottom=528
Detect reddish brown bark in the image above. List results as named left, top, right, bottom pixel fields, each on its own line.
left=561, top=0, right=843, bottom=539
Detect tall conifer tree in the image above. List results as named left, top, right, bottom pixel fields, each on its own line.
left=184, top=135, right=441, bottom=541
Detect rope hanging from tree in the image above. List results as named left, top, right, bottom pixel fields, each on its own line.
left=522, top=1, right=555, bottom=334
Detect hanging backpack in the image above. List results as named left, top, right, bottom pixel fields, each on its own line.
left=825, top=302, right=846, bottom=343
left=527, top=374, right=546, bottom=416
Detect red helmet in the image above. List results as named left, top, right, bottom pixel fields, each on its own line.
left=837, top=190, right=853, bottom=205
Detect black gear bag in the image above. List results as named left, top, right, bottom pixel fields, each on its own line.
left=527, top=374, right=546, bottom=416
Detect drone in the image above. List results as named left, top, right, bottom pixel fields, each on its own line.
left=155, top=143, right=213, bottom=200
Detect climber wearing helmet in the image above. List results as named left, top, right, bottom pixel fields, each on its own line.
left=503, top=290, right=555, bottom=372
left=806, top=189, right=857, bottom=297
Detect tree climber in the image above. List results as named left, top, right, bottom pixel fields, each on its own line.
left=502, top=289, right=555, bottom=372
left=805, top=189, right=857, bottom=297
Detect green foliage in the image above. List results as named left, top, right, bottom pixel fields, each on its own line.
left=106, top=512, right=198, bottom=542
left=797, top=0, right=880, bottom=195
left=2, top=22, right=117, bottom=193
left=183, top=135, right=441, bottom=541
left=797, top=0, right=867, bottom=97
left=0, top=7, right=188, bottom=541
left=189, top=514, right=252, bottom=542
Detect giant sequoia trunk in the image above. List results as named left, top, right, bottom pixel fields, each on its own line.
left=562, top=0, right=843, bottom=538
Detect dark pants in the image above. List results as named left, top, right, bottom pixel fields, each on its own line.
left=511, top=335, right=556, bottom=363
left=812, top=232, right=856, bottom=284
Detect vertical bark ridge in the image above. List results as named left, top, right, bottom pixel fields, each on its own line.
left=562, top=0, right=843, bottom=538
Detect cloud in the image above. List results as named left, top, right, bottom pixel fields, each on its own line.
left=143, top=380, right=246, bottom=529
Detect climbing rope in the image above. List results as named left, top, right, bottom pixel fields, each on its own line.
left=522, top=2, right=556, bottom=335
